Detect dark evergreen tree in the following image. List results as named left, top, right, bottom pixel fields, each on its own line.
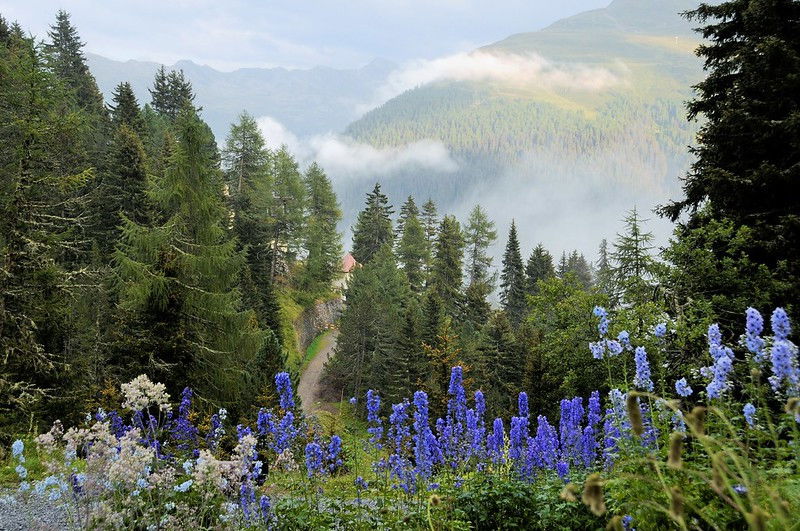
left=595, top=238, right=616, bottom=301
left=96, top=124, right=149, bottom=255
left=386, top=298, right=425, bottom=404
left=44, top=10, right=106, bottom=117
left=479, top=312, right=521, bottom=416
left=525, top=243, right=555, bottom=296
left=302, top=162, right=342, bottom=291
left=149, top=66, right=196, bottom=119
left=500, top=221, right=527, bottom=327
left=108, top=81, right=144, bottom=133
left=464, top=205, right=497, bottom=291
left=397, top=206, right=428, bottom=292
left=351, top=183, right=394, bottom=265
left=396, top=196, right=419, bottom=238
left=114, top=110, right=266, bottom=413
left=323, top=245, right=407, bottom=400
left=1, top=30, right=93, bottom=429
left=661, top=0, right=800, bottom=325
left=429, top=215, right=465, bottom=317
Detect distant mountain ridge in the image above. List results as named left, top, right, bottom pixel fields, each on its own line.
left=87, top=53, right=396, bottom=139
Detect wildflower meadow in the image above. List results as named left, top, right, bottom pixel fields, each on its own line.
left=3, top=307, right=799, bottom=529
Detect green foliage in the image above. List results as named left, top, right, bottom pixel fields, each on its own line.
left=113, top=110, right=266, bottom=413
left=429, top=215, right=465, bottom=317
left=500, top=221, right=527, bottom=327
left=351, top=183, right=394, bottom=265
left=662, top=0, right=800, bottom=327
left=396, top=198, right=429, bottom=293
left=525, top=243, right=555, bottom=297
left=301, top=162, right=343, bottom=292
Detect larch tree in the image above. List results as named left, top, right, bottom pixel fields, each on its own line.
left=302, top=162, right=342, bottom=291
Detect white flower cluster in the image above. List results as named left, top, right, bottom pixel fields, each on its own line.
left=121, top=374, right=171, bottom=411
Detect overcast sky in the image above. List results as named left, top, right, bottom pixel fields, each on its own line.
left=1, top=0, right=609, bottom=70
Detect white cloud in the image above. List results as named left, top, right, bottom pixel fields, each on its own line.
left=360, top=50, right=624, bottom=113
left=256, top=116, right=458, bottom=177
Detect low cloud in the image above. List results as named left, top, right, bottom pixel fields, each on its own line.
left=360, top=50, right=625, bottom=113
left=256, top=116, right=458, bottom=178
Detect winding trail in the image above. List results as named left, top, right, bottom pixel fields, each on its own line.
left=297, top=330, right=339, bottom=416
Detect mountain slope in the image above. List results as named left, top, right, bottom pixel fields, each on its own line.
left=87, top=54, right=396, bottom=139
left=342, top=0, right=703, bottom=238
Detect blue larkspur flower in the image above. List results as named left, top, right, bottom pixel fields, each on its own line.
left=654, top=323, right=667, bottom=338
left=745, top=308, right=766, bottom=361
left=772, top=308, right=791, bottom=341
left=769, top=339, right=799, bottom=393
left=173, top=479, right=193, bottom=492
left=743, top=403, right=756, bottom=427
left=304, top=442, right=324, bottom=477
left=15, top=465, right=27, bottom=479
left=675, top=378, right=693, bottom=397
left=707, top=355, right=733, bottom=399
left=275, top=372, right=295, bottom=410
left=11, top=440, right=23, bottom=460
left=618, top=330, right=631, bottom=350
left=633, top=346, right=654, bottom=392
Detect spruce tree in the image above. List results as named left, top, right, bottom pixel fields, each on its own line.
left=662, top=0, right=800, bottom=324
left=595, top=238, right=616, bottom=301
left=302, top=162, right=342, bottom=290
left=480, top=312, right=521, bottom=416
left=397, top=208, right=428, bottom=292
left=429, top=215, right=465, bottom=317
left=396, top=196, right=419, bottom=238
left=525, top=243, right=555, bottom=296
left=114, top=110, right=266, bottom=413
left=96, top=124, right=149, bottom=255
left=324, top=245, right=407, bottom=400
left=44, top=10, right=106, bottom=117
left=109, top=81, right=144, bottom=133
left=150, top=67, right=196, bottom=119
left=500, top=221, right=527, bottom=327
left=567, top=250, right=593, bottom=289
left=351, top=183, right=394, bottom=264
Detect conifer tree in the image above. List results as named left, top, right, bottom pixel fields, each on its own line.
left=396, top=196, right=419, bottom=238
left=595, top=238, right=616, bottom=301
left=96, top=124, right=149, bottom=255
left=351, top=183, right=394, bottom=264
left=612, top=208, right=656, bottom=304
left=567, top=250, right=593, bottom=289
left=109, top=81, right=144, bottom=133
left=386, top=299, right=425, bottom=403
left=662, top=0, right=800, bottom=324
left=149, top=67, right=196, bottom=119
left=421, top=198, right=438, bottom=271
left=324, top=245, right=407, bottom=400
left=421, top=291, right=445, bottom=350
left=44, top=10, right=106, bottom=117
left=302, top=162, right=342, bottom=290
left=557, top=252, right=569, bottom=278
left=480, top=312, right=521, bottom=416
left=429, top=215, right=465, bottom=317
left=114, top=110, right=266, bottom=412
left=464, top=205, right=498, bottom=291
left=500, top=221, right=527, bottom=327
left=267, top=146, right=306, bottom=281
left=1, top=31, right=93, bottom=428
left=397, top=208, right=428, bottom=292
left=525, top=243, right=555, bottom=296
left=221, top=112, right=281, bottom=342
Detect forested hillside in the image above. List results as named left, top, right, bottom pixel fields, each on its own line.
left=343, top=0, right=703, bottom=229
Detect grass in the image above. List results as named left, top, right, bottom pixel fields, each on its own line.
left=300, top=330, right=333, bottom=373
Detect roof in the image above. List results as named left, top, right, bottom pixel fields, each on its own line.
left=342, top=253, right=358, bottom=273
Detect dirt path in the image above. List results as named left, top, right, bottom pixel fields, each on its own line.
left=297, top=330, right=339, bottom=416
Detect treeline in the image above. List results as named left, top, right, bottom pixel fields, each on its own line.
left=0, top=12, right=342, bottom=433
left=324, top=184, right=661, bottom=419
